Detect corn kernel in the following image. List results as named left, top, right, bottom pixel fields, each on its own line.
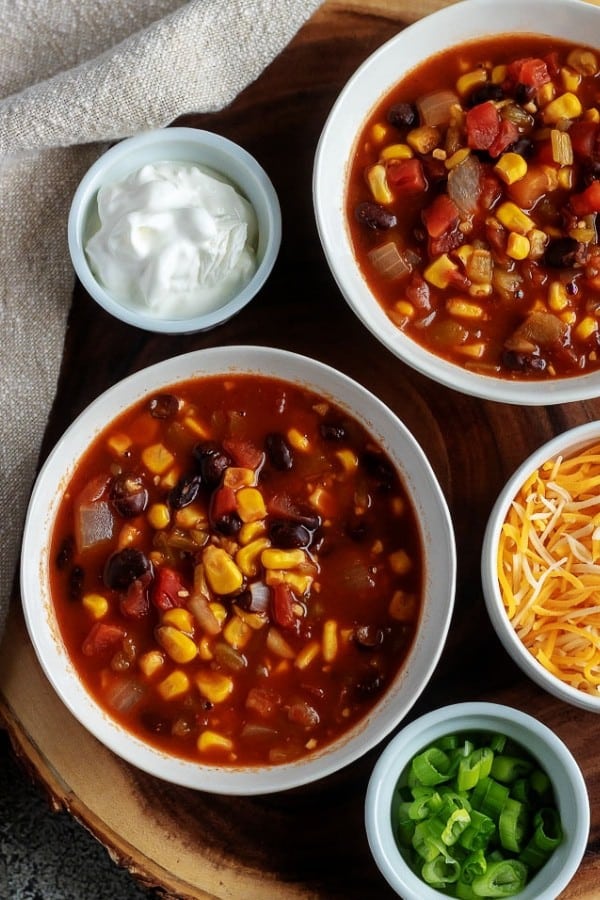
left=233, top=605, right=267, bottom=631
left=195, top=670, right=234, bottom=704
left=537, top=81, right=556, bottom=107
left=495, top=202, right=535, bottom=235
left=223, top=614, right=253, bottom=650
left=371, top=122, right=389, bottom=143
left=560, top=66, right=581, bottom=92
left=335, top=448, right=359, bottom=472
left=239, top=521, right=266, bottom=545
left=236, top=486, right=267, bottom=523
left=147, top=502, right=170, bottom=530
left=367, top=163, right=393, bottom=204
left=567, top=47, right=598, bottom=75
left=162, top=607, right=194, bottom=633
left=446, top=298, right=485, bottom=319
left=183, top=416, right=209, bottom=439
left=209, top=601, right=227, bottom=627
left=107, top=433, right=132, bottom=456
left=558, top=166, right=574, bottom=190
left=198, top=636, right=213, bottom=660
left=389, top=590, right=418, bottom=622
left=456, top=68, right=487, bottom=96
left=528, top=229, right=548, bottom=259
left=157, top=670, right=190, bottom=700
left=445, top=147, right=471, bottom=170
left=203, top=545, right=244, bottom=595
left=322, top=619, right=338, bottom=663
left=575, top=316, right=598, bottom=340
left=424, top=253, right=459, bottom=289
left=584, top=108, right=600, bottom=123
left=160, top=468, right=179, bottom=490
left=468, top=283, right=493, bottom=298
left=308, top=485, right=335, bottom=515
left=287, top=428, right=310, bottom=451
left=392, top=496, right=405, bottom=516
left=494, top=152, right=527, bottom=185
left=491, top=64, right=507, bottom=84
left=197, top=729, right=234, bottom=753
left=389, top=548, right=413, bottom=575
left=406, top=124, right=440, bottom=155
left=542, top=92, right=582, bottom=124
left=138, top=649, right=165, bottom=678
left=156, top=625, right=198, bottom=664
left=175, top=504, right=207, bottom=529
left=236, top=537, right=271, bottom=577
left=551, top=129, right=574, bottom=166
left=548, top=280, right=569, bottom=311
left=223, top=467, right=254, bottom=488
left=278, top=571, right=313, bottom=595
left=82, top=593, right=109, bottom=619
left=454, top=244, right=474, bottom=267
left=295, top=640, right=321, bottom=670
left=141, top=443, right=174, bottom=475
left=380, top=143, right=413, bottom=160
left=394, top=300, right=416, bottom=319
left=261, top=547, right=306, bottom=570
left=507, top=232, right=530, bottom=261
left=456, top=342, right=485, bottom=359
left=560, top=310, right=577, bottom=325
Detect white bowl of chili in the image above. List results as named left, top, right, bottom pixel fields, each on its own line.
left=314, top=0, right=600, bottom=405
left=68, top=127, right=281, bottom=334
left=365, top=702, right=589, bottom=900
left=21, top=345, right=456, bottom=794
left=482, top=421, right=600, bottom=712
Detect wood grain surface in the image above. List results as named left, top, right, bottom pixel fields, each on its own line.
left=1, top=2, right=600, bottom=897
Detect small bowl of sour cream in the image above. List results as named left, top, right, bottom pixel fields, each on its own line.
left=68, top=127, right=281, bottom=333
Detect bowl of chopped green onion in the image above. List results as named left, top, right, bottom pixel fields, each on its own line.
left=364, top=702, right=589, bottom=899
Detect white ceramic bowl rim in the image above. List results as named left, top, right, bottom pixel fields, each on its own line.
left=365, top=701, right=590, bottom=900
left=482, top=420, right=600, bottom=712
left=313, top=0, right=600, bottom=406
left=68, top=127, right=282, bottom=333
left=21, top=345, right=456, bottom=794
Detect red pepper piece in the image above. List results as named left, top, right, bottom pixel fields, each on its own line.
left=466, top=101, right=501, bottom=150
left=120, top=572, right=152, bottom=618
left=507, top=57, right=551, bottom=89
left=488, top=119, right=519, bottom=158
left=271, top=582, right=298, bottom=631
left=222, top=437, right=263, bottom=470
left=422, top=194, right=460, bottom=239
left=570, top=181, right=600, bottom=216
left=386, top=157, right=426, bottom=193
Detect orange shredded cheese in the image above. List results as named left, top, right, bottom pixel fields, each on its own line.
left=498, top=440, right=600, bottom=695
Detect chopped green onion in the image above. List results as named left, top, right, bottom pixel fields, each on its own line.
left=459, top=809, right=496, bottom=851
left=412, top=817, right=447, bottom=861
left=471, top=858, right=528, bottom=897
left=441, top=808, right=471, bottom=846
left=395, top=800, right=416, bottom=847
left=520, top=807, right=563, bottom=869
left=422, top=854, right=461, bottom=887
left=471, top=776, right=510, bottom=821
left=491, top=754, right=534, bottom=784
left=411, top=746, right=453, bottom=785
left=409, top=787, right=443, bottom=821
left=458, top=747, right=494, bottom=791
left=461, top=848, right=487, bottom=884
left=498, top=798, right=528, bottom=853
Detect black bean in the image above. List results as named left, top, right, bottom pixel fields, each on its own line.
left=268, top=518, right=312, bottom=549
left=55, top=536, right=74, bottom=571
left=352, top=669, right=385, bottom=699
left=104, top=548, right=152, bottom=590
left=319, top=422, right=346, bottom=441
left=168, top=472, right=202, bottom=509
left=353, top=625, right=384, bottom=649
left=140, top=711, right=171, bottom=734
left=265, top=432, right=293, bottom=471
left=355, top=201, right=397, bottom=231
left=514, top=83, right=534, bottom=104
left=147, top=393, right=179, bottom=419
left=501, top=349, right=548, bottom=373
left=387, top=101, right=418, bottom=128
left=213, top=512, right=242, bottom=536
left=544, top=237, right=580, bottom=268
left=467, top=82, right=505, bottom=107
left=511, top=138, right=535, bottom=159
left=193, top=442, right=231, bottom=487
left=346, top=516, right=368, bottom=542
left=110, top=473, right=148, bottom=518
left=69, top=565, right=85, bottom=602
left=583, top=159, right=600, bottom=185
left=362, top=450, right=395, bottom=491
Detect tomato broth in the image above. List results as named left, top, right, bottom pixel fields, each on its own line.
left=347, top=35, right=600, bottom=379
left=50, top=375, right=423, bottom=766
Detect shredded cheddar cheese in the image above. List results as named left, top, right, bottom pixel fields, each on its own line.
left=498, top=441, right=600, bottom=695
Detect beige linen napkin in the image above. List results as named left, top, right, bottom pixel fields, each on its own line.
left=0, top=0, right=322, bottom=641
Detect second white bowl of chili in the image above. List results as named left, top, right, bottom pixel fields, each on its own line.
left=314, top=0, right=600, bottom=405
left=21, top=345, right=456, bottom=794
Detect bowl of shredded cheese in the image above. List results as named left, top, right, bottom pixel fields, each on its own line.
left=482, top=422, right=600, bottom=712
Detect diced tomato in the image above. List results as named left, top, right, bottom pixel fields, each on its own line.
left=82, top=622, right=125, bottom=657
left=386, top=157, right=426, bottom=193
left=466, top=100, right=501, bottom=150
left=479, top=172, right=503, bottom=211
left=245, top=686, right=281, bottom=718
left=543, top=51, right=561, bottom=79
left=271, top=582, right=298, bottom=631
left=488, top=119, right=519, bottom=158
left=151, top=566, right=187, bottom=611
left=422, top=194, right=459, bottom=239
left=569, top=120, right=600, bottom=158
left=506, top=57, right=551, bottom=89
left=571, top=181, right=600, bottom=216
left=209, top=484, right=237, bottom=522
left=222, top=437, right=263, bottom=469
left=120, top=573, right=151, bottom=618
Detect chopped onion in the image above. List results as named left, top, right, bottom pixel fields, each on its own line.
left=106, top=677, right=145, bottom=712
left=266, top=627, right=295, bottom=659
left=240, top=723, right=279, bottom=742
left=76, top=500, right=114, bottom=552
left=417, top=89, right=459, bottom=127
left=447, top=155, right=482, bottom=216
left=367, top=241, right=411, bottom=279
left=188, top=588, right=221, bottom=636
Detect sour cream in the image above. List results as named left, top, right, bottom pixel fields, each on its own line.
left=85, top=161, right=258, bottom=318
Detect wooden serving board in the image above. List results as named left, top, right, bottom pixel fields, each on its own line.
left=2, top=2, right=600, bottom=897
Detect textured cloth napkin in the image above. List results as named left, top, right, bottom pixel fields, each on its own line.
left=0, top=0, right=322, bottom=643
